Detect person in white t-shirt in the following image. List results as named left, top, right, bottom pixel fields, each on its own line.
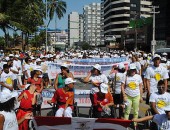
left=0, top=91, right=32, bottom=130
left=108, top=63, right=126, bottom=118
left=145, top=55, right=169, bottom=104
left=133, top=105, right=170, bottom=130
left=121, top=63, right=143, bottom=126
left=83, top=64, right=108, bottom=105
left=131, top=56, right=141, bottom=75
left=150, top=80, right=170, bottom=115
left=23, top=57, right=32, bottom=84
left=0, top=64, right=14, bottom=93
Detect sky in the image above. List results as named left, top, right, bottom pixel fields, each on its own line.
left=48, top=0, right=101, bottom=30
left=0, top=0, right=101, bottom=36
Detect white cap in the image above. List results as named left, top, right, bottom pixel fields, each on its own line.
left=164, top=105, right=170, bottom=111
left=34, top=66, right=42, bottom=72
left=9, top=54, right=14, bottom=57
left=161, top=57, right=167, bottom=62
left=143, top=54, right=147, bottom=58
left=118, top=63, right=125, bottom=69
left=65, top=78, right=76, bottom=85
left=15, top=55, right=19, bottom=58
left=100, top=83, right=108, bottom=94
left=61, top=63, right=69, bottom=68
left=25, top=84, right=31, bottom=90
left=5, top=57, right=10, bottom=61
left=121, top=54, right=126, bottom=57
left=0, top=91, right=18, bottom=103
left=93, top=64, right=101, bottom=71
left=162, top=52, right=168, bottom=56
left=36, top=58, right=42, bottom=62
left=31, top=56, right=35, bottom=60
left=153, top=54, right=161, bottom=59
left=129, top=63, right=136, bottom=70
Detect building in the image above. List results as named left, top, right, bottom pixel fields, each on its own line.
left=83, top=3, right=103, bottom=47
left=153, top=0, right=170, bottom=48
left=101, top=0, right=153, bottom=50
left=68, top=12, right=84, bottom=47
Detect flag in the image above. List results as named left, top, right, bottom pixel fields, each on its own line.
left=33, top=116, right=132, bottom=130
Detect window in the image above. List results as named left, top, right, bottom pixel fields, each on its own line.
left=131, top=4, right=137, bottom=7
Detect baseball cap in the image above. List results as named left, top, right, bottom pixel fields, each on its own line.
left=61, top=63, right=69, bottom=68
left=0, top=91, right=18, bottom=103
left=65, top=78, right=76, bottom=85
left=93, top=64, right=101, bottom=71
left=129, top=63, right=136, bottom=70
left=34, top=66, right=42, bottom=72
left=100, top=83, right=108, bottom=94
left=5, top=57, right=10, bottom=61
left=36, top=58, right=42, bottom=62
left=118, top=63, right=125, bottom=69
left=9, top=54, right=14, bottom=57
left=153, top=54, right=161, bottom=60
left=162, top=53, right=168, bottom=56
left=25, top=84, right=31, bottom=90
left=15, top=55, right=19, bottom=58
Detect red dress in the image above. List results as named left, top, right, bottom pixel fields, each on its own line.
left=17, top=90, right=34, bottom=130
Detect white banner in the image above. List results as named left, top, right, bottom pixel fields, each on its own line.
left=48, top=62, right=129, bottom=79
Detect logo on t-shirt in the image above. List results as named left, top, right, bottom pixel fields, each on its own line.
left=116, top=76, right=120, bottom=81
left=128, top=82, right=137, bottom=90
left=155, top=73, right=161, bottom=81
left=157, top=100, right=167, bottom=108
left=6, top=77, right=12, bottom=85
left=30, top=67, right=33, bottom=71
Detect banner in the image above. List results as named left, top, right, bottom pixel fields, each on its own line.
left=66, top=57, right=127, bottom=65
left=48, top=62, right=129, bottom=79
left=33, top=117, right=132, bottom=130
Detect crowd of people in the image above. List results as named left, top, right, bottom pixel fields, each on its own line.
left=0, top=49, right=170, bottom=130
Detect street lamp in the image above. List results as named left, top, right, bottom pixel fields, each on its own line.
left=45, top=0, right=48, bottom=53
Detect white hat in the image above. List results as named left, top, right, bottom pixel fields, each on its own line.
left=9, top=54, right=14, bottom=57
left=143, top=54, right=147, bottom=58
left=118, top=63, right=125, bottom=69
left=65, top=78, right=76, bottom=85
left=162, top=52, right=168, bottom=56
left=164, top=105, right=170, bottom=111
left=34, top=66, right=42, bottom=72
left=15, top=55, right=19, bottom=58
left=129, top=63, right=136, bottom=70
left=0, top=91, right=18, bottom=103
left=93, top=64, right=101, bottom=71
left=100, top=83, right=108, bottom=94
left=61, top=63, right=69, bottom=68
left=161, top=57, right=167, bottom=62
left=25, top=84, right=31, bottom=90
left=5, top=57, right=10, bottom=61
left=153, top=54, right=161, bottom=59
left=31, top=56, right=35, bottom=60
left=36, top=58, right=42, bottom=62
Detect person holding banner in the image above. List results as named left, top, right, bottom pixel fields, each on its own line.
left=54, top=63, right=74, bottom=90
left=83, top=64, right=108, bottom=105
left=48, top=78, right=75, bottom=117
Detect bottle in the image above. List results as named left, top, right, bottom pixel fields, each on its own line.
left=102, top=106, right=111, bottom=116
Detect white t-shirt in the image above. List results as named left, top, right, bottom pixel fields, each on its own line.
left=150, top=92, right=170, bottom=114
left=0, top=111, right=18, bottom=130
left=145, top=65, right=169, bottom=93
left=108, top=72, right=126, bottom=94
left=89, top=74, right=108, bottom=94
left=153, top=114, right=170, bottom=130
left=23, top=64, right=32, bottom=79
left=0, top=71, right=14, bottom=93
left=122, top=74, right=142, bottom=97
left=10, top=66, right=18, bottom=80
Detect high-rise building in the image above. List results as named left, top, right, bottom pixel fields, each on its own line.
left=83, top=3, right=103, bottom=47
left=101, top=0, right=152, bottom=46
left=68, top=12, right=83, bottom=47
left=153, top=0, right=170, bottom=47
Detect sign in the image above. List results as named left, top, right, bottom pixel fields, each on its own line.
left=48, top=62, right=129, bottom=79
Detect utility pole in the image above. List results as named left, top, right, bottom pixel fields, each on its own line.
left=45, top=0, right=48, bottom=53
left=150, top=6, right=160, bottom=55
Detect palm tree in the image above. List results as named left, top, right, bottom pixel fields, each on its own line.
left=47, top=0, right=67, bottom=26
